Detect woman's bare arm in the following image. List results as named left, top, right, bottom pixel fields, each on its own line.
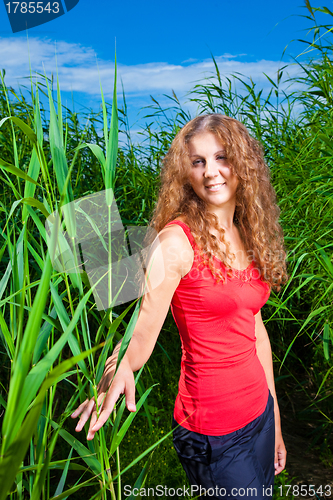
left=255, top=309, right=287, bottom=475
left=71, top=224, right=193, bottom=440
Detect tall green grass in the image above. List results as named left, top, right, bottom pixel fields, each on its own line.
left=0, top=2, right=332, bottom=498
left=0, top=63, right=171, bottom=499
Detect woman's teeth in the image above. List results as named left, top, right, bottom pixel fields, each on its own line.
left=205, top=182, right=226, bottom=191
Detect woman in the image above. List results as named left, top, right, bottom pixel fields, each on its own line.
left=72, top=114, right=287, bottom=498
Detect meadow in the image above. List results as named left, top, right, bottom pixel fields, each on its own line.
left=0, top=2, right=332, bottom=499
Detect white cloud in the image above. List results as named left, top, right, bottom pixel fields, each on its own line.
left=0, top=36, right=302, bottom=100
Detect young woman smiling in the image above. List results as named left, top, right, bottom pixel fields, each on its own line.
left=72, top=114, right=288, bottom=499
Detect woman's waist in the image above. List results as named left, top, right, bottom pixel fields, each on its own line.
left=178, top=354, right=266, bottom=397
left=174, top=384, right=269, bottom=435
left=180, top=345, right=257, bottom=370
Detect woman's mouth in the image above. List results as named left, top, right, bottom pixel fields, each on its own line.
left=205, top=182, right=226, bottom=191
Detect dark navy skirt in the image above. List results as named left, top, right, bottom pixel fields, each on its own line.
left=172, top=391, right=275, bottom=499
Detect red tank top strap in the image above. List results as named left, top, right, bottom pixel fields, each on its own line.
left=165, top=220, right=196, bottom=250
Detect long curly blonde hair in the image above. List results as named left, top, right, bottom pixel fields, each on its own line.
left=149, top=114, right=288, bottom=290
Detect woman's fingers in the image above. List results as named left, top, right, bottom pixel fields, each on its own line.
left=274, top=438, right=287, bottom=475
left=90, top=375, right=136, bottom=437
left=74, top=399, right=95, bottom=432
left=275, top=451, right=286, bottom=474
left=90, top=385, right=124, bottom=433
left=87, top=410, right=100, bottom=440
left=88, top=409, right=111, bottom=439
left=74, top=397, right=101, bottom=432
left=72, top=367, right=136, bottom=439
left=87, top=394, right=121, bottom=440
left=71, top=399, right=89, bottom=419
left=124, top=374, right=136, bottom=412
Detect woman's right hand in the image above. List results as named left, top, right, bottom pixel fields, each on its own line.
left=71, top=356, right=136, bottom=440
left=71, top=224, right=190, bottom=440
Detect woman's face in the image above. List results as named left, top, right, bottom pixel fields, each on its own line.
left=187, top=132, right=239, bottom=211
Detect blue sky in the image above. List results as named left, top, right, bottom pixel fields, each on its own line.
left=0, top=0, right=331, bottom=135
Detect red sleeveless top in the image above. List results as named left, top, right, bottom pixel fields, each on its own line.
left=167, top=220, right=270, bottom=435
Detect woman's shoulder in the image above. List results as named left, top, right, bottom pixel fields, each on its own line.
left=164, top=216, right=191, bottom=233
left=160, top=218, right=193, bottom=245
left=164, top=215, right=187, bottom=226
left=159, top=218, right=190, bottom=242
left=157, top=219, right=194, bottom=277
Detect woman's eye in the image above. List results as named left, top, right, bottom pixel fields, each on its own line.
left=192, top=159, right=203, bottom=166
left=217, top=155, right=227, bottom=161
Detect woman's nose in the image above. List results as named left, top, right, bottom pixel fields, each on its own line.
left=204, top=160, right=219, bottom=177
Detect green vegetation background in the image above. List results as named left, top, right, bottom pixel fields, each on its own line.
left=0, top=2, right=332, bottom=499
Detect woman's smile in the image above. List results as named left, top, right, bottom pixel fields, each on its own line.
left=205, top=181, right=226, bottom=191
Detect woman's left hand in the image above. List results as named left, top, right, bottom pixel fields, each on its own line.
left=274, top=430, right=287, bottom=475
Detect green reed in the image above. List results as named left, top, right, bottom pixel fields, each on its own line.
left=0, top=2, right=332, bottom=498
left=0, top=60, right=170, bottom=499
